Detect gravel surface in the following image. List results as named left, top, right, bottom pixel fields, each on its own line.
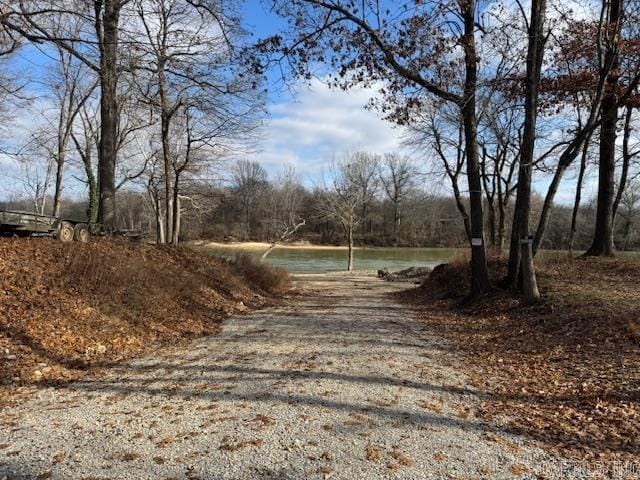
left=1, top=273, right=584, bottom=479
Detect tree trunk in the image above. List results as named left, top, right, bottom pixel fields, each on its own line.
left=568, top=132, right=591, bottom=254
left=86, top=163, right=100, bottom=229
left=506, top=0, right=545, bottom=301
left=586, top=90, right=617, bottom=256
left=156, top=203, right=165, bottom=245
left=451, top=182, right=472, bottom=242
left=461, top=0, right=490, bottom=296
left=96, top=1, right=121, bottom=232
left=497, top=204, right=506, bottom=254
left=361, top=204, right=368, bottom=241
left=172, top=194, right=181, bottom=245
left=53, top=152, right=64, bottom=218
left=159, top=65, right=174, bottom=244
left=393, top=200, right=400, bottom=246
left=585, top=0, right=622, bottom=257
left=520, top=237, right=540, bottom=302
left=347, top=224, right=354, bottom=271
left=486, top=197, right=497, bottom=250
left=612, top=106, right=634, bottom=223
left=497, top=178, right=507, bottom=254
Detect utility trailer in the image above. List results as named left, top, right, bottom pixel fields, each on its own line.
left=0, top=210, right=91, bottom=242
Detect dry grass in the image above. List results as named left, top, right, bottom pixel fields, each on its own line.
left=230, top=252, right=291, bottom=294
left=0, top=238, right=289, bottom=400
left=397, top=255, right=640, bottom=466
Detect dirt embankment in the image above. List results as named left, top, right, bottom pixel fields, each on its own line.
left=398, top=255, right=640, bottom=466
left=0, top=238, right=290, bottom=400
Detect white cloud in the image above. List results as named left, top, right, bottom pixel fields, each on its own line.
left=253, top=79, right=407, bottom=183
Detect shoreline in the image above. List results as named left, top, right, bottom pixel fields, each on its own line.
left=190, top=240, right=356, bottom=251
left=189, top=240, right=464, bottom=251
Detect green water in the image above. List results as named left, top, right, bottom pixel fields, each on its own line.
left=198, top=245, right=460, bottom=273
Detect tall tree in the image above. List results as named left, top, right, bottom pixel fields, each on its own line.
left=319, top=157, right=365, bottom=271
left=586, top=0, right=624, bottom=256
left=231, top=160, right=269, bottom=239
left=0, top=0, right=132, bottom=229
left=379, top=154, right=416, bottom=247
left=262, top=0, right=491, bottom=295
left=532, top=2, right=640, bottom=254
left=505, top=0, right=546, bottom=301
left=133, top=0, right=261, bottom=244
left=348, top=152, right=380, bottom=241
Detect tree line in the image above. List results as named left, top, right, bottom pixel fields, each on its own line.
left=3, top=155, right=638, bottom=256
left=0, top=0, right=639, bottom=300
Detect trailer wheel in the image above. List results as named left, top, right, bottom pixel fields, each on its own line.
left=73, top=223, right=90, bottom=243
left=56, top=222, right=74, bottom=242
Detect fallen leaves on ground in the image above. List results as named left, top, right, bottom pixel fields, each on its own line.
left=0, top=238, right=288, bottom=403
left=397, top=255, right=640, bottom=467
left=365, top=446, right=381, bottom=461
left=219, top=436, right=263, bottom=451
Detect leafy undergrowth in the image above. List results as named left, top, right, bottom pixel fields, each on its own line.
left=397, top=255, right=640, bottom=466
left=0, top=238, right=290, bottom=402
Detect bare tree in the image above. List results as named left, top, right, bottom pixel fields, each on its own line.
left=0, top=0, right=134, bottom=229
left=0, top=0, right=244, bottom=230
left=379, top=154, right=416, bottom=247
left=262, top=165, right=306, bottom=258
left=347, top=152, right=380, bottom=241
left=408, top=102, right=471, bottom=243
left=71, top=102, right=100, bottom=227
left=16, top=152, right=55, bottom=214
left=132, top=0, right=261, bottom=244
left=504, top=0, right=547, bottom=301
left=532, top=0, right=640, bottom=256
left=40, top=45, right=98, bottom=217
left=585, top=0, right=624, bottom=256
left=230, top=160, right=269, bottom=239
left=319, top=157, right=365, bottom=271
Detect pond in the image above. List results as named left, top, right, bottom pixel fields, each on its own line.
left=196, top=244, right=461, bottom=273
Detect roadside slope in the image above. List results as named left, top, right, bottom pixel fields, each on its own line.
left=0, top=238, right=288, bottom=399
left=398, top=256, right=640, bottom=467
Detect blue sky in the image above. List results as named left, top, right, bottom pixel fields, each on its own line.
left=0, top=0, right=596, bottom=204
left=241, top=2, right=408, bottom=181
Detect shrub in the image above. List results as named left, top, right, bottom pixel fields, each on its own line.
left=231, top=253, right=291, bottom=294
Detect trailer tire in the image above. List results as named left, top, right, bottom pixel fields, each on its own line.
left=73, top=223, right=90, bottom=243
left=56, top=222, right=74, bottom=243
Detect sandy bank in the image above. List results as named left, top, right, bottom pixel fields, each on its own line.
left=191, top=240, right=358, bottom=251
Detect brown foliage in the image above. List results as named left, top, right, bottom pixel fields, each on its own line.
left=0, top=238, right=288, bottom=400
left=231, top=252, right=291, bottom=294
left=398, top=255, right=640, bottom=465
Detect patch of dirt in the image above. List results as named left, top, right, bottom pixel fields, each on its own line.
left=0, top=238, right=288, bottom=402
left=397, top=255, right=640, bottom=467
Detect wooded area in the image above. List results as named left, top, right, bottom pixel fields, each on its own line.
left=2, top=2, right=640, bottom=476
left=0, top=0, right=639, bottom=298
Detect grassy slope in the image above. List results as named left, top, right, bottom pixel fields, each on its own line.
left=0, top=238, right=290, bottom=399
left=397, top=255, right=640, bottom=465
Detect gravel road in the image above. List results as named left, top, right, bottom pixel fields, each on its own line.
left=1, top=273, right=581, bottom=479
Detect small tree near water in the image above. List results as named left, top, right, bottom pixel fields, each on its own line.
left=318, top=158, right=365, bottom=272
